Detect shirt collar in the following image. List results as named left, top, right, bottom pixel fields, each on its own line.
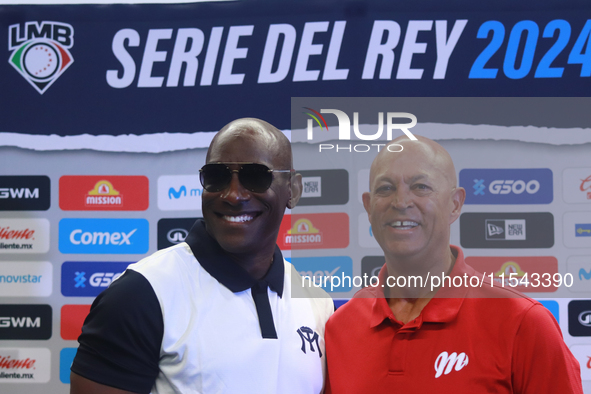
left=184, top=219, right=284, bottom=297
left=369, top=245, right=469, bottom=328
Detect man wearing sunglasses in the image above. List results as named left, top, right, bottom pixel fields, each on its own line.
left=70, top=118, right=334, bottom=394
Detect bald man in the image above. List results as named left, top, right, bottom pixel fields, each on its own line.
left=70, top=118, right=333, bottom=394
left=324, top=136, right=582, bottom=393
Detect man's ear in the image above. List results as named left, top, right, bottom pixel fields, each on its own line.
left=449, top=187, right=465, bottom=224
left=287, top=172, right=303, bottom=209
left=362, top=192, right=371, bottom=217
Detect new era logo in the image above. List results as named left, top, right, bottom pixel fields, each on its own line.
left=460, top=213, right=553, bottom=249
left=485, top=219, right=526, bottom=240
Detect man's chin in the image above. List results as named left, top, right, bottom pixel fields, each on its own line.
left=215, top=237, right=258, bottom=256
left=378, top=239, right=423, bottom=257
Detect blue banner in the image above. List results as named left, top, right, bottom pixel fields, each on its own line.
left=460, top=168, right=553, bottom=204
left=2, top=3, right=591, bottom=152
left=58, top=218, right=149, bottom=254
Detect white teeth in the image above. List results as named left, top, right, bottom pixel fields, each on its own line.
left=223, top=214, right=254, bottom=223
left=390, top=220, right=418, bottom=228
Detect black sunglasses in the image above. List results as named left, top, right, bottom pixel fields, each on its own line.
left=199, top=163, right=293, bottom=193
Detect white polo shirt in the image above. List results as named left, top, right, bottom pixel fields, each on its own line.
left=72, top=219, right=333, bottom=394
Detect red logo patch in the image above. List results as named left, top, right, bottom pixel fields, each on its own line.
left=278, top=213, right=349, bottom=250
left=60, top=176, right=149, bottom=211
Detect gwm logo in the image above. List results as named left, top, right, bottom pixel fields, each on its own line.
left=303, top=108, right=417, bottom=153
left=8, top=21, right=74, bottom=94
left=434, top=351, right=469, bottom=378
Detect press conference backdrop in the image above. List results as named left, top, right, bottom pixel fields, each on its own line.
left=1, top=2, right=591, bottom=393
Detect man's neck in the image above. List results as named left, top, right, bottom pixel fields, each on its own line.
left=227, top=248, right=275, bottom=280
left=385, top=246, right=457, bottom=324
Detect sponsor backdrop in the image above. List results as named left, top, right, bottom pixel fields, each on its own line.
left=1, top=2, right=591, bottom=393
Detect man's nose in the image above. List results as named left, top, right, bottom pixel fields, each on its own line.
left=220, top=173, right=251, bottom=203
left=390, top=190, right=414, bottom=210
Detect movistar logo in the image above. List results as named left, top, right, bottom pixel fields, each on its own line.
left=580, top=268, right=591, bottom=281
left=168, top=186, right=187, bottom=199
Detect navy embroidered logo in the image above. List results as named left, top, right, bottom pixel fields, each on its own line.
left=297, top=326, right=322, bottom=358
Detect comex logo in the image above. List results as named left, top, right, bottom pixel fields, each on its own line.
left=299, top=267, right=341, bottom=285
left=303, top=108, right=417, bottom=153
left=69, top=229, right=136, bottom=245
left=579, top=311, right=591, bottom=327
left=167, top=228, right=188, bottom=244
left=434, top=351, right=469, bottom=378
left=8, top=21, right=74, bottom=94
left=297, top=326, right=322, bottom=358
left=472, top=179, right=540, bottom=196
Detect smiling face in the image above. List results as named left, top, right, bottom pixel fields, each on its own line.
left=362, top=138, right=465, bottom=266
left=202, top=119, right=296, bottom=257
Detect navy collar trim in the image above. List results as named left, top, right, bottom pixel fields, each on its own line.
left=184, top=219, right=284, bottom=297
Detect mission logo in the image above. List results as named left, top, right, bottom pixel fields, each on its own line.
left=59, top=176, right=149, bottom=211
left=278, top=213, right=349, bottom=250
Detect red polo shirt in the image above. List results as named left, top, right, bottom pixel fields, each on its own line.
left=325, top=246, right=582, bottom=394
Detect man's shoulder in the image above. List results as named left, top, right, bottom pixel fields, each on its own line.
left=453, top=281, right=554, bottom=335
left=327, top=286, right=377, bottom=326
left=285, top=260, right=334, bottom=320
left=127, top=242, right=197, bottom=279
left=286, top=260, right=331, bottom=299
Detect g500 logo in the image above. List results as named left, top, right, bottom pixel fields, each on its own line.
left=8, top=21, right=74, bottom=94
left=303, top=108, right=417, bottom=153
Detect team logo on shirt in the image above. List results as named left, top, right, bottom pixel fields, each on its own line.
left=297, top=326, right=322, bottom=358
left=434, top=351, right=469, bottom=378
